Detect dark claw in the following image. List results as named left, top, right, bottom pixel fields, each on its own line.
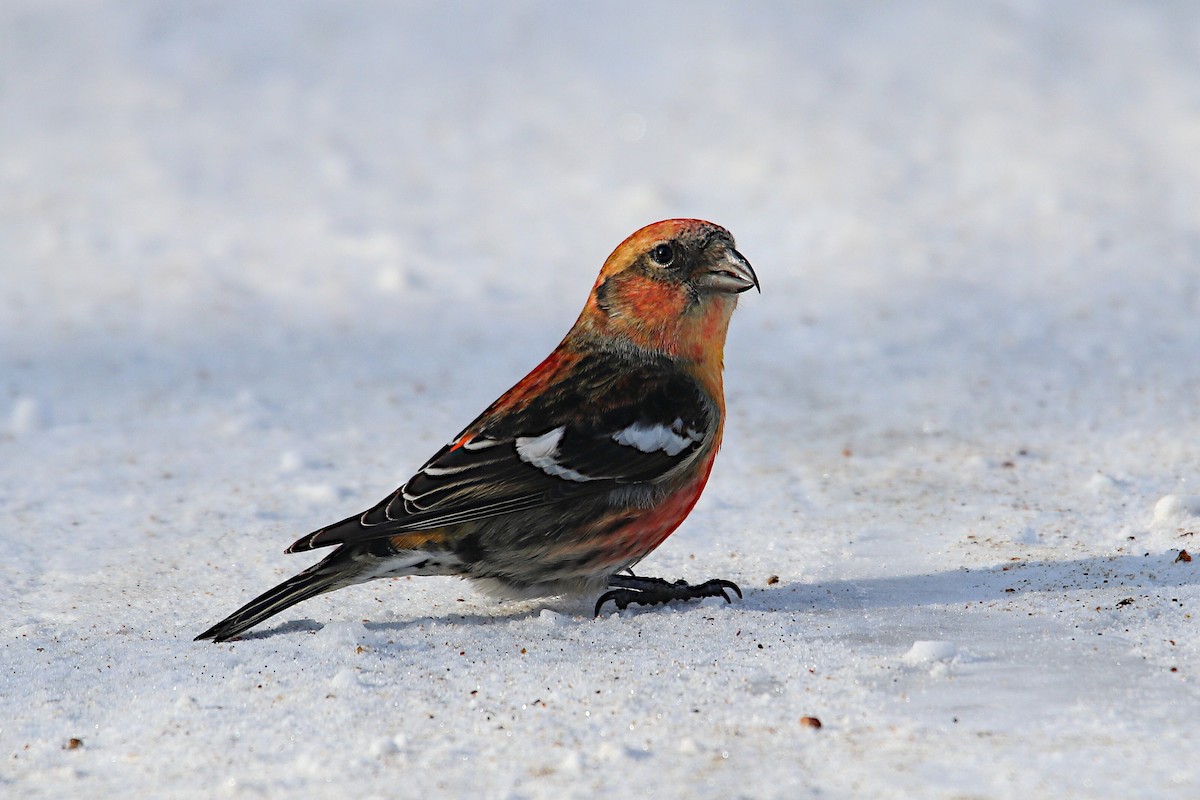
left=593, top=575, right=743, bottom=617
left=593, top=590, right=632, bottom=616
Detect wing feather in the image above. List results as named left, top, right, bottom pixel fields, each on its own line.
left=286, top=354, right=714, bottom=552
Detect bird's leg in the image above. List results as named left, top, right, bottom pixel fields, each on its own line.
left=593, top=572, right=742, bottom=616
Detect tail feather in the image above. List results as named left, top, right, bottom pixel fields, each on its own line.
left=196, top=547, right=458, bottom=642
left=195, top=557, right=353, bottom=643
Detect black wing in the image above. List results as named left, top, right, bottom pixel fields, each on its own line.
left=287, top=355, right=715, bottom=552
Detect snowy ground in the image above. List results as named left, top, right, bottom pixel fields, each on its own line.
left=3, top=2, right=1200, bottom=797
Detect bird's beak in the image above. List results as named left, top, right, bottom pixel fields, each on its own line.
left=695, top=247, right=760, bottom=294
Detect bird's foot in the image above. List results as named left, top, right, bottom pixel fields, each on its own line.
left=593, top=574, right=742, bottom=616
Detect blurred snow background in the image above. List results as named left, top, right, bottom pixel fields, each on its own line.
left=3, top=1, right=1199, bottom=797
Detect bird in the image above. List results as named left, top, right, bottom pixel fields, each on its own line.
left=196, top=218, right=758, bottom=642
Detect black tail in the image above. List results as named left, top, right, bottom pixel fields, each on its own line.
left=195, top=554, right=354, bottom=643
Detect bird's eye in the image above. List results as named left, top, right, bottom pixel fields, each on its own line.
left=650, top=243, right=675, bottom=266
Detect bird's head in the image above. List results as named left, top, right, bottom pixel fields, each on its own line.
left=576, top=219, right=758, bottom=361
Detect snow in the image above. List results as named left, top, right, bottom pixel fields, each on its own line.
left=3, top=1, right=1200, bottom=798
left=901, top=640, right=960, bottom=666
left=1153, top=494, right=1200, bottom=526
left=7, top=397, right=45, bottom=435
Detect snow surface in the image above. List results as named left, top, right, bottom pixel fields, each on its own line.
left=3, top=2, right=1200, bottom=798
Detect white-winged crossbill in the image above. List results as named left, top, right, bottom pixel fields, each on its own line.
left=197, top=219, right=758, bottom=642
